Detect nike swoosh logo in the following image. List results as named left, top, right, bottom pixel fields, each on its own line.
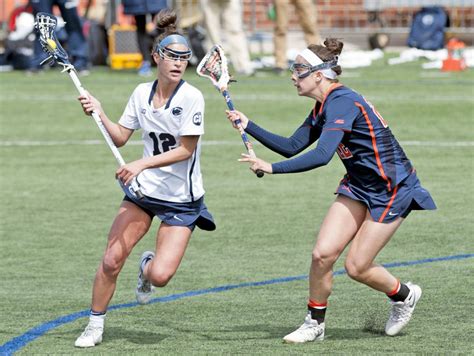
left=388, top=212, right=399, bottom=216
left=173, top=215, right=183, bottom=222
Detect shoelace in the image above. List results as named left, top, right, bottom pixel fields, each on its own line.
left=138, top=276, right=151, bottom=292
left=390, top=302, right=412, bottom=322
left=82, top=325, right=102, bottom=338
left=295, top=315, right=322, bottom=334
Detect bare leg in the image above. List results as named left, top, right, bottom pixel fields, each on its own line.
left=309, top=195, right=366, bottom=302
left=91, top=201, right=152, bottom=312
left=344, top=213, right=404, bottom=293
left=143, top=223, right=193, bottom=287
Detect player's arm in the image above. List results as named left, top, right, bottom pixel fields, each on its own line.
left=239, top=129, right=344, bottom=175
left=117, top=135, right=199, bottom=185
left=226, top=110, right=320, bottom=157
left=78, top=92, right=134, bottom=147
left=271, top=129, right=344, bottom=173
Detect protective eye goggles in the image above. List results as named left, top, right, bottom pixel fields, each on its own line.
left=290, top=58, right=338, bottom=79
left=158, top=46, right=192, bottom=62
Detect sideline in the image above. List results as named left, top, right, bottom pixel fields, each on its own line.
left=1, top=253, right=473, bottom=355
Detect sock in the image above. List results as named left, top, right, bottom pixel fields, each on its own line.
left=308, top=299, right=327, bottom=324
left=387, top=281, right=410, bottom=302
left=89, top=310, right=106, bottom=328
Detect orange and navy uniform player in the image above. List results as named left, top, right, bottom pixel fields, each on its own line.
left=244, top=84, right=436, bottom=222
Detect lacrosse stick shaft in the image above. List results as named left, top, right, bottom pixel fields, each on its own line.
left=222, top=90, right=264, bottom=178
left=67, top=69, right=144, bottom=198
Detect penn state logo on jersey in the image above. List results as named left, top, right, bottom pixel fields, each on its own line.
left=193, top=112, right=202, bottom=126
left=172, top=107, right=183, bottom=117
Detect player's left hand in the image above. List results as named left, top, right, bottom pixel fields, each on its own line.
left=238, top=154, right=273, bottom=174
left=116, top=160, right=145, bottom=185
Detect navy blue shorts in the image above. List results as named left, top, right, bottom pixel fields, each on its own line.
left=121, top=184, right=215, bottom=232
left=336, top=172, right=436, bottom=223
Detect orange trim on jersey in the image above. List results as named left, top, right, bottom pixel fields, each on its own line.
left=386, top=280, right=401, bottom=296
left=308, top=299, right=328, bottom=308
left=379, top=185, right=399, bottom=222
left=355, top=102, right=391, bottom=191
left=318, top=83, right=343, bottom=115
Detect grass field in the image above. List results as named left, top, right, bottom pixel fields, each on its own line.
left=1, top=56, right=473, bottom=355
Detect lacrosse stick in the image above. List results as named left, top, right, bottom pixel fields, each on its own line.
left=34, top=12, right=144, bottom=199
left=196, top=45, right=264, bottom=178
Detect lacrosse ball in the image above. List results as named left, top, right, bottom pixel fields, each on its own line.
left=47, top=39, right=57, bottom=50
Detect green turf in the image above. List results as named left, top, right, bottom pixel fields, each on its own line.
left=0, top=56, right=473, bottom=354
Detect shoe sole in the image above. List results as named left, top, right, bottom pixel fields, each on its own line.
left=283, top=332, right=324, bottom=343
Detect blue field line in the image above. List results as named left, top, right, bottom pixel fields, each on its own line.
left=1, top=253, right=473, bottom=355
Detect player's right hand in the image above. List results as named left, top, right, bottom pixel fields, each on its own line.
left=78, top=91, right=102, bottom=116
left=225, top=110, right=249, bottom=129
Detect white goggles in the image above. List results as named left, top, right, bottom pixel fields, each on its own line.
left=159, top=46, right=192, bottom=62
left=156, top=34, right=192, bottom=62
left=290, top=58, right=339, bottom=79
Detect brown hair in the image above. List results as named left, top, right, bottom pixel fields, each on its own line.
left=307, top=38, right=344, bottom=79
left=153, top=9, right=180, bottom=51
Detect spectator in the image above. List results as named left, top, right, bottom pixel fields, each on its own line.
left=122, top=0, right=167, bottom=76
left=0, top=8, right=35, bottom=71
left=272, top=0, right=321, bottom=74
left=29, top=0, right=89, bottom=74
left=200, top=0, right=254, bottom=76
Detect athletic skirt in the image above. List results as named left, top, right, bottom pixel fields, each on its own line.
left=121, top=182, right=216, bottom=231
left=335, top=172, right=436, bottom=223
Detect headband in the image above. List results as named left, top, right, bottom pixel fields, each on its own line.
left=156, top=34, right=190, bottom=52
left=300, top=48, right=338, bottom=79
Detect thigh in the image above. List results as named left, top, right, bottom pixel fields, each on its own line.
left=346, top=213, right=404, bottom=267
left=105, top=201, right=152, bottom=261
left=315, top=195, right=367, bottom=257
left=152, top=223, right=193, bottom=275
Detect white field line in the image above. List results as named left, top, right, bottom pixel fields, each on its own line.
left=0, top=140, right=473, bottom=147
left=0, top=94, right=473, bottom=102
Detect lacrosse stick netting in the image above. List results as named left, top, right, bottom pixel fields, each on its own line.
left=197, top=45, right=264, bottom=178
left=35, top=12, right=144, bottom=199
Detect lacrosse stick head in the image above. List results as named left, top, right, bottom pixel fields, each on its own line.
left=196, top=45, right=231, bottom=92
left=35, top=12, right=70, bottom=67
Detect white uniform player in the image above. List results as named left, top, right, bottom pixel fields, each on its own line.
left=119, top=79, right=205, bottom=203
left=74, top=12, right=215, bottom=348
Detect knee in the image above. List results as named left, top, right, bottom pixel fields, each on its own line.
left=311, top=248, right=337, bottom=270
left=101, top=253, right=123, bottom=278
left=344, top=258, right=368, bottom=281
left=148, top=269, right=175, bottom=288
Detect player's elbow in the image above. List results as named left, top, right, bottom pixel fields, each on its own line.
left=115, top=140, right=126, bottom=148
left=281, top=148, right=300, bottom=158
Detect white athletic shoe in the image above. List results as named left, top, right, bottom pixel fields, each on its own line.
left=385, top=282, right=422, bottom=336
left=283, top=312, right=325, bottom=343
left=74, top=324, right=103, bottom=348
left=135, top=251, right=155, bottom=305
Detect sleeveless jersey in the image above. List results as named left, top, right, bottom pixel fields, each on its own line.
left=119, top=79, right=205, bottom=203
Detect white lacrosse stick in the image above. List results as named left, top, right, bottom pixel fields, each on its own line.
left=34, top=12, right=144, bottom=199
left=196, top=45, right=264, bottom=178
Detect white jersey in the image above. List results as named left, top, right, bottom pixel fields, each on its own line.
left=119, top=80, right=205, bottom=203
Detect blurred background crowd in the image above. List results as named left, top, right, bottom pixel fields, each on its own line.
left=0, top=0, right=472, bottom=76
